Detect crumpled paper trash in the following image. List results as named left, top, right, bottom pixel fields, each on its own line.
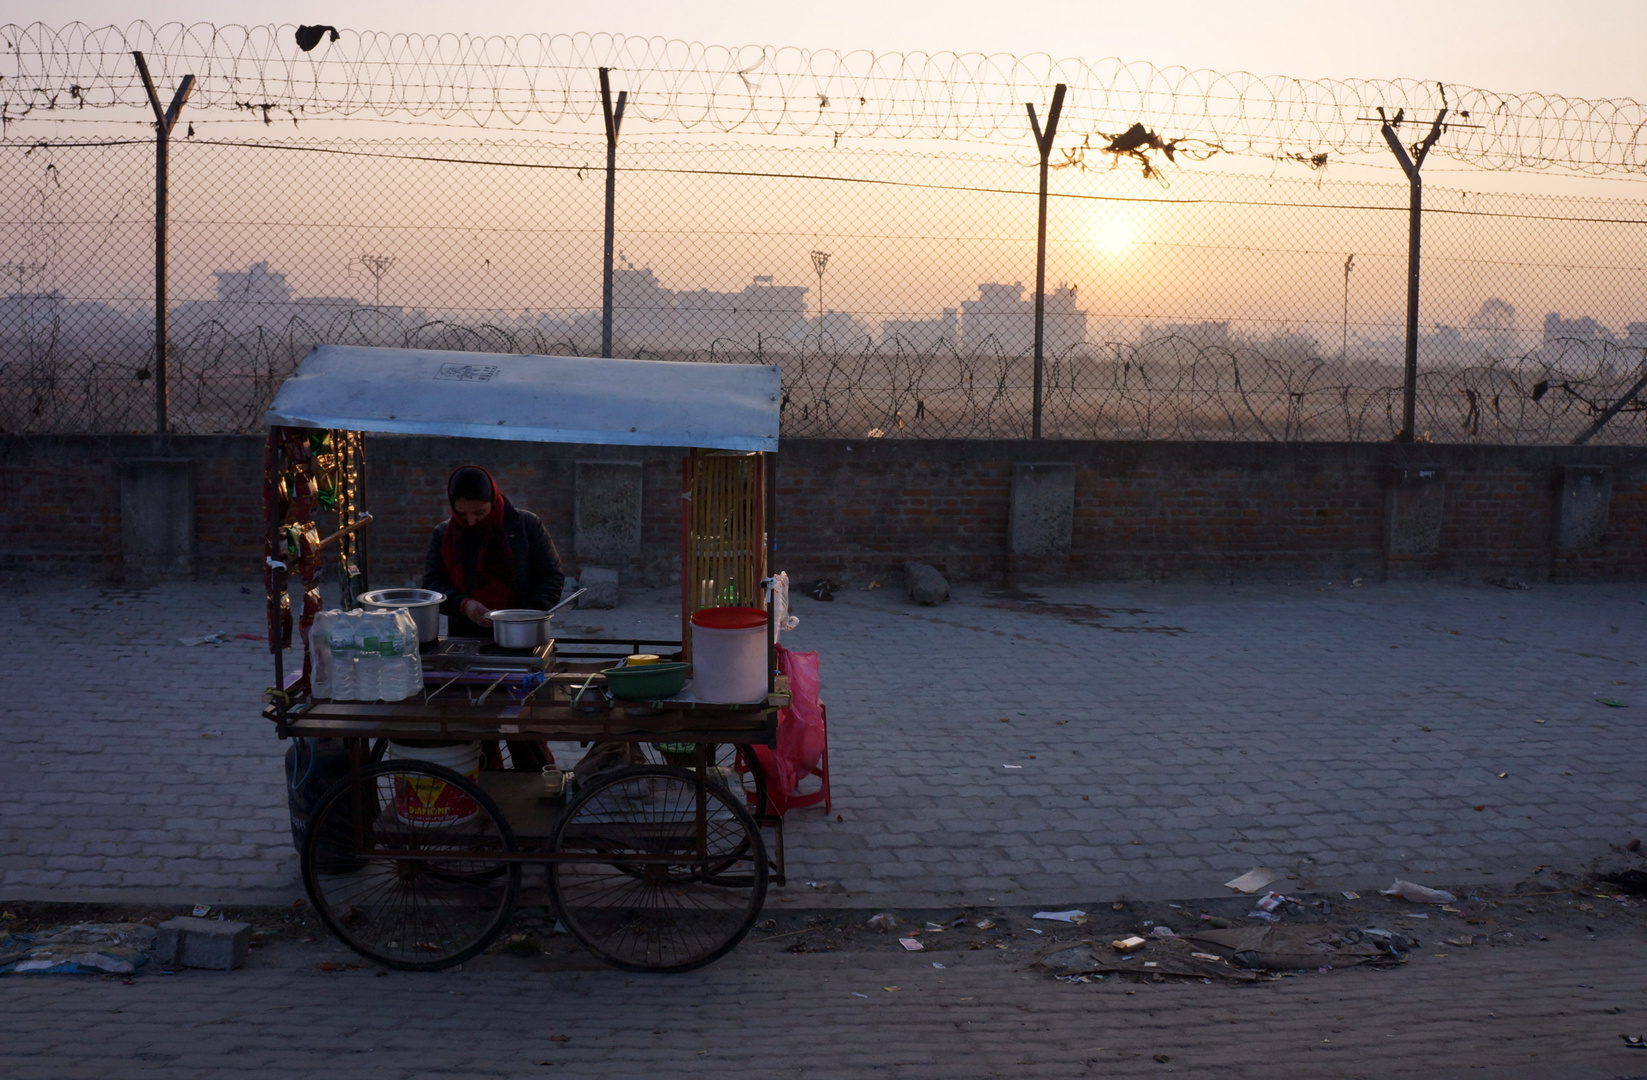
left=1380, top=879, right=1456, bottom=904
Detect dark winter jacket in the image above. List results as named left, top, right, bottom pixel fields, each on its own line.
left=422, top=503, right=565, bottom=637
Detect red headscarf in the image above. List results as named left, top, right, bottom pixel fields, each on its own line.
left=441, top=466, right=515, bottom=612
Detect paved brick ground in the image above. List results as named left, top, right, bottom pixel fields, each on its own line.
left=1, top=576, right=1644, bottom=905
left=2, top=930, right=1645, bottom=1079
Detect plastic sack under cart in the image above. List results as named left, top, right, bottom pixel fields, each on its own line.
left=749, top=643, right=824, bottom=815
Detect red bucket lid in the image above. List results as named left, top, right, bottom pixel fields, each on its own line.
left=690, top=606, right=767, bottom=630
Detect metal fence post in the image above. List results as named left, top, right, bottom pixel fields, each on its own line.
left=1378, top=104, right=1445, bottom=443
left=599, top=68, right=627, bottom=359
left=132, top=52, right=193, bottom=435
left=1026, top=84, right=1066, bottom=440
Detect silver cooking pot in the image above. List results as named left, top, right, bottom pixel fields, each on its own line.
left=488, top=589, right=585, bottom=649
left=359, top=588, right=446, bottom=644
left=488, top=609, right=551, bottom=649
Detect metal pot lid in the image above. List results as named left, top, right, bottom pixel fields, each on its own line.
left=361, top=588, right=445, bottom=605
left=487, top=608, right=549, bottom=622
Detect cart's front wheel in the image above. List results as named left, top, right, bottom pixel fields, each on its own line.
left=548, top=765, right=767, bottom=973
left=301, top=760, right=519, bottom=971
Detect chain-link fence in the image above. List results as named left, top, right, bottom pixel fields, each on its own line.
left=4, top=133, right=1643, bottom=442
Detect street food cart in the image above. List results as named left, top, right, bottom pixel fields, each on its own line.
left=260, top=345, right=790, bottom=973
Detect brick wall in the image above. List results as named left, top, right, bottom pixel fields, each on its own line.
left=3, top=435, right=1643, bottom=585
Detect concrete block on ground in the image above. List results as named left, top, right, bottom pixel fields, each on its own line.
left=576, top=566, right=620, bottom=609
left=1385, top=465, right=1446, bottom=570
left=1555, top=465, right=1611, bottom=551
left=120, top=458, right=194, bottom=583
left=574, top=461, right=642, bottom=566
left=904, top=562, right=949, bottom=606
left=151, top=916, right=250, bottom=970
left=1009, top=462, right=1074, bottom=556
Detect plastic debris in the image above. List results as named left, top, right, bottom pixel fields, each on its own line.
left=1341, top=891, right=1360, bottom=900
left=923, top=922, right=945, bottom=932
left=865, top=913, right=897, bottom=932
left=179, top=631, right=227, bottom=646
left=1150, top=926, right=1178, bottom=939
left=1254, top=891, right=1288, bottom=913
left=974, top=919, right=995, bottom=931
left=1597, top=697, right=1628, bottom=708
left=1249, top=911, right=1280, bottom=922
left=1, top=923, right=157, bottom=976
left=191, top=905, right=211, bottom=917
left=1381, top=880, right=1457, bottom=904
left=1225, top=868, right=1280, bottom=894
left=851, top=992, right=869, bottom=998
left=1032, top=910, right=1088, bottom=924
left=931, top=962, right=946, bottom=969
left=898, top=937, right=924, bottom=952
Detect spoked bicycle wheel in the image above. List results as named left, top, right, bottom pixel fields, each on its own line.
left=301, top=760, right=519, bottom=971
left=548, top=765, right=768, bottom=973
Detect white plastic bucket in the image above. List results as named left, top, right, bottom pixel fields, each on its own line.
left=384, top=741, right=482, bottom=827
left=689, top=607, right=769, bottom=704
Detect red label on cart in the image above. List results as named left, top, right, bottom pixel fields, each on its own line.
left=393, top=770, right=480, bottom=827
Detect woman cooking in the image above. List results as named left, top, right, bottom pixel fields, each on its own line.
left=422, top=465, right=565, bottom=638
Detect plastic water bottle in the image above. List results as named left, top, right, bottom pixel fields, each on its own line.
left=374, top=611, right=403, bottom=701
left=326, top=612, right=357, bottom=701
left=394, top=610, right=423, bottom=700
left=356, top=611, right=384, bottom=702
left=310, top=611, right=338, bottom=699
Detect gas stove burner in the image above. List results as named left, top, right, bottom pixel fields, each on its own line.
left=420, top=636, right=555, bottom=674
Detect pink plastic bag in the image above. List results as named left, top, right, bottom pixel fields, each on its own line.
left=751, top=643, right=825, bottom=814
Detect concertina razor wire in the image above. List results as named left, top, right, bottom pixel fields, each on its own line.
left=4, top=22, right=1647, bottom=174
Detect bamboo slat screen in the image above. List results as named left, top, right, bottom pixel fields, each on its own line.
left=681, top=450, right=766, bottom=648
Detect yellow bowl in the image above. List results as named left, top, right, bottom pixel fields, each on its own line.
left=626, top=654, right=660, bottom=666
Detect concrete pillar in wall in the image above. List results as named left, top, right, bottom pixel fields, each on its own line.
left=1384, top=465, right=1445, bottom=579
left=1554, top=465, right=1612, bottom=552
left=1009, top=461, right=1075, bottom=557
left=120, top=457, right=194, bottom=583
left=574, top=460, right=643, bottom=577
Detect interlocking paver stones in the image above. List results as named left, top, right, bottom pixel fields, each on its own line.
left=1, top=576, right=1643, bottom=904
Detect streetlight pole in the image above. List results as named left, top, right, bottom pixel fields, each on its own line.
left=358, top=254, right=395, bottom=345
left=810, top=250, right=830, bottom=349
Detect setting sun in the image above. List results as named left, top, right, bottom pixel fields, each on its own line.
left=1092, top=213, right=1138, bottom=254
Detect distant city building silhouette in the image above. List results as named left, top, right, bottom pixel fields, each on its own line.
left=960, top=282, right=1087, bottom=354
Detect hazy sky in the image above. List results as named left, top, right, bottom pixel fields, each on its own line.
left=19, top=0, right=1647, bottom=101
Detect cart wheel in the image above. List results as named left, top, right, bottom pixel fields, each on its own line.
left=548, top=765, right=767, bottom=973
left=301, top=760, right=519, bottom=972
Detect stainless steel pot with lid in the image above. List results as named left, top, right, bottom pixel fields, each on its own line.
left=359, top=588, right=446, bottom=644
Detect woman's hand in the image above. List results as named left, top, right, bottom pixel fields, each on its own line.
left=461, top=598, right=494, bottom=628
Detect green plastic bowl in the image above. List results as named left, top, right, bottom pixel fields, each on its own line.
left=601, top=662, right=691, bottom=701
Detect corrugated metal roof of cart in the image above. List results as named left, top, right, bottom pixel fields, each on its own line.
left=264, top=345, right=781, bottom=452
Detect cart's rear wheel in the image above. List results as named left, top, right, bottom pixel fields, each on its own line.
left=302, top=760, right=519, bottom=971
left=548, top=765, right=767, bottom=973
